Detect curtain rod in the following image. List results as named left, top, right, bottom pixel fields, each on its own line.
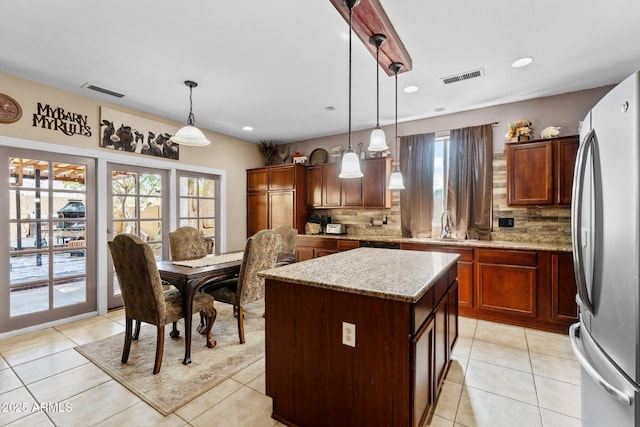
left=399, top=122, right=499, bottom=139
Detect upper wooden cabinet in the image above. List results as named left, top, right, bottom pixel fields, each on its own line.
left=246, top=164, right=306, bottom=236
left=506, top=135, right=579, bottom=206
left=306, top=157, right=392, bottom=209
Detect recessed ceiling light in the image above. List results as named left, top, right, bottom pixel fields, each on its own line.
left=511, top=57, right=534, bottom=68
left=403, top=85, right=419, bottom=93
left=242, top=126, right=253, bottom=132
left=325, top=106, right=336, bottom=111
left=435, top=107, right=446, bottom=112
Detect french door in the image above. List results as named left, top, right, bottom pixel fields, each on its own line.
left=106, top=163, right=169, bottom=309
left=0, top=147, right=96, bottom=333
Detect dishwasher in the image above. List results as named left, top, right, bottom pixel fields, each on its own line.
left=358, top=240, right=401, bottom=249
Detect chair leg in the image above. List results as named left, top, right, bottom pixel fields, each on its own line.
left=132, top=320, right=141, bottom=340
left=122, top=317, right=133, bottom=364
left=236, top=305, right=245, bottom=344
left=153, top=324, right=165, bottom=375
left=197, top=308, right=217, bottom=348
left=170, top=321, right=180, bottom=338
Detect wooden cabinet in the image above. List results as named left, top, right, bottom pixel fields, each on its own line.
left=295, top=235, right=359, bottom=261
left=412, top=314, right=435, bottom=427
left=476, top=249, right=538, bottom=318
left=305, top=157, right=392, bottom=208
left=401, top=242, right=474, bottom=310
left=246, top=164, right=306, bottom=236
left=551, top=252, right=578, bottom=322
left=506, top=135, right=578, bottom=206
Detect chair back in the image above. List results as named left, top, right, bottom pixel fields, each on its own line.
left=169, top=226, right=208, bottom=260
left=108, top=233, right=167, bottom=325
left=236, top=229, right=279, bottom=305
left=272, top=224, right=297, bottom=257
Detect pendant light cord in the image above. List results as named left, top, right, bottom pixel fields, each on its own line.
left=348, top=5, right=353, bottom=150
left=376, top=43, right=380, bottom=127
left=187, top=85, right=195, bottom=126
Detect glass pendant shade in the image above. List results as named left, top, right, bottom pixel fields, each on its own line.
left=170, top=125, right=211, bottom=146
left=369, top=126, right=388, bottom=151
left=339, top=148, right=363, bottom=178
left=388, top=167, right=405, bottom=190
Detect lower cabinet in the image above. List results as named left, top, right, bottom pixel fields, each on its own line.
left=412, top=314, right=435, bottom=427
left=295, top=235, right=358, bottom=261
left=551, top=252, right=579, bottom=322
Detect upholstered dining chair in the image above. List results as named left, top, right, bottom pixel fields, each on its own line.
left=202, top=229, right=279, bottom=344
left=272, top=224, right=297, bottom=266
left=168, top=226, right=208, bottom=261
left=108, top=233, right=216, bottom=374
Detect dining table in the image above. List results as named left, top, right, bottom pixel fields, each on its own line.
left=157, top=251, right=243, bottom=365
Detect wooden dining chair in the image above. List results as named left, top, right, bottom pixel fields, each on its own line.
left=202, top=229, right=279, bottom=344
left=108, top=233, right=216, bottom=374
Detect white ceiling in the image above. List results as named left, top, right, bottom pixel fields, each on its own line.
left=2, top=0, right=640, bottom=144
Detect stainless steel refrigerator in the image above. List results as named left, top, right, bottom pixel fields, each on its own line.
left=570, top=71, right=640, bottom=426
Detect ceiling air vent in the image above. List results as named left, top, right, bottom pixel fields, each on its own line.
left=440, top=68, right=484, bottom=85
left=81, top=83, right=125, bottom=98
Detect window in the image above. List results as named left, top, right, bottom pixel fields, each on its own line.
left=432, top=136, right=449, bottom=230
left=177, top=171, right=219, bottom=253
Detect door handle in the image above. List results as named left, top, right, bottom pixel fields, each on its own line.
left=569, top=323, right=635, bottom=406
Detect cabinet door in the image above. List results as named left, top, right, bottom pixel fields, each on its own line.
left=555, top=137, right=579, bottom=205
left=306, top=166, right=323, bottom=207
left=551, top=253, right=578, bottom=322
left=434, top=294, right=448, bottom=392
left=323, top=163, right=342, bottom=207
left=269, top=191, right=294, bottom=229
left=247, top=168, right=269, bottom=192
left=269, top=165, right=295, bottom=190
left=362, top=157, right=391, bottom=208
left=448, top=281, right=459, bottom=355
left=341, top=176, right=363, bottom=206
left=296, top=247, right=314, bottom=262
left=507, top=141, right=553, bottom=205
left=477, top=250, right=538, bottom=318
left=247, top=192, right=268, bottom=236
left=412, top=315, right=435, bottom=427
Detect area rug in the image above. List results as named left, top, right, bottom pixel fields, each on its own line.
left=75, top=301, right=265, bottom=416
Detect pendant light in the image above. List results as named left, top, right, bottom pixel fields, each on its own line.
left=170, top=80, right=211, bottom=146
left=339, top=0, right=363, bottom=179
left=368, top=34, right=388, bottom=152
left=388, top=62, right=405, bottom=190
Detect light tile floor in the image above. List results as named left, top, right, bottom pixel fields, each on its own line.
left=0, top=311, right=581, bottom=426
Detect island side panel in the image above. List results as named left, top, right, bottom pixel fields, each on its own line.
left=265, top=278, right=412, bottom=427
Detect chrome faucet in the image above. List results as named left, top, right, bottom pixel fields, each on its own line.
left=440, top=211, right=453, bottom=239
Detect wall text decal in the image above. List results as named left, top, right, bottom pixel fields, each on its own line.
left=32, top=103, right=92, bottom=137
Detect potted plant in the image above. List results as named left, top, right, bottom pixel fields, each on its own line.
left=506, top=120, right=533, bottom=141
left=259, top=140, right=278, bottom=166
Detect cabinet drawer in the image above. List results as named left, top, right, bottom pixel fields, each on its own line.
left=400, top=243, right=473, bottom=262
left=412, top=288, right=434, bottom=335
left=477, top=249, right=537, bottom=266
left=337, top=240, right=359, bottom=251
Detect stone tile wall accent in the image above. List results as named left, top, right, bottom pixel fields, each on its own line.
left=309, top=151, right=571, bottom=243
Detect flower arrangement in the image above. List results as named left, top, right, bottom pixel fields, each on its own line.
left=506, top=120, right=533, bottom=140
left=258, top=140, right=278, bottom=166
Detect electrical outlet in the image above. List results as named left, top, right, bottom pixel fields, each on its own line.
left=342, top=322, right=356, bottom=347
left=499, top=217, right=514, bottom=227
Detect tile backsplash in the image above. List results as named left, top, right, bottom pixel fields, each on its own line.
left=308, top=151, right=571, bottom=244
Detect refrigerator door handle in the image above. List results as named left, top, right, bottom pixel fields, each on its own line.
left=571, top=129, right=596, bottom=314
left=570, top=323, right=635, bottom=406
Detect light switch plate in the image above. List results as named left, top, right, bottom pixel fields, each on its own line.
left=342, top=322, right=355, bottom=347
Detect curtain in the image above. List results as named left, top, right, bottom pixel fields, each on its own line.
left=400, top=133, right=435, bottom=238
left=447, top=124, right=493, bottom=240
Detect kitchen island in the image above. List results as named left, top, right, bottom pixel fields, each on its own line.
left=259, top=247, right=460, bottom=427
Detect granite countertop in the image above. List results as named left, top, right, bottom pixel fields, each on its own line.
left=259, top=247, right=459, bottom=303
left=300, top=233, right=572, bottom=252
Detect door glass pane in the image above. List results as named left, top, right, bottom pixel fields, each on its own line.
left=53, top=162, right=86, bottom=190
left=53, top=278, right=86, bottom=308
left=10, top=284, right=49, bottom=316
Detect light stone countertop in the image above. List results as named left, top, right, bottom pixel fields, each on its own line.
left=299, top=234, right=572, bottom=252
left=259, top=247, right=460, bottom=303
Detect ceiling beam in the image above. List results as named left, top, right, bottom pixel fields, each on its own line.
left=329, top=0, right=413, bottom=76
